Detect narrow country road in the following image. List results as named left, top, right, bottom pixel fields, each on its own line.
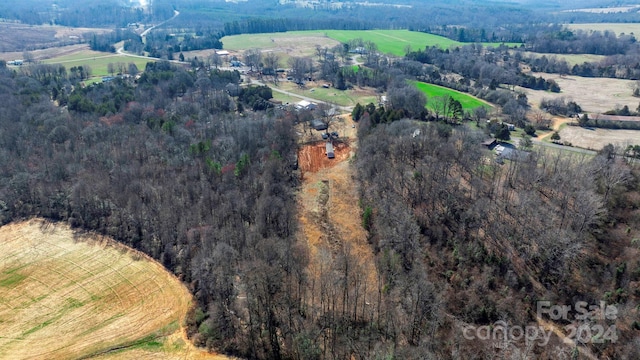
left=141, top=10, right=180, bottom=38
left=117, top=10, right=181, bottom=61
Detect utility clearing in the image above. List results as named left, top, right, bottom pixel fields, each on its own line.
left=0, top=219, right=229, bottom=360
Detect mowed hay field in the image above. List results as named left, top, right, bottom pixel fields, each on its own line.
left=0, top=219, right=228, bottom=360
left=323, top=30, right=460, bottom=55
left=222, top=30, right=520, bottom=58
left=42, top=50, right=152, bottom=80
left=322, top=30, right=520, bottom=55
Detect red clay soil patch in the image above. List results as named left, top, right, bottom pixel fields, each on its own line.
left=298, top=140, right=350, bottom=174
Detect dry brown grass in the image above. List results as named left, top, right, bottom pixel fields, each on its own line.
left=0, top=44, right=94, bottom=63
left=559, top=126, right=640, bottom=151
left=520, top=73, right=638, bottom=114
left=567, top=23, right=640, bottom=36
left=520, top=74, right=640, bottom=149
left=563, top=6, right=640, bottom=14
left=0, top=219, right=231, bottom=360
left=0, top=23, right=110, bottom=54
left=221, top=32, right=340, bottom=66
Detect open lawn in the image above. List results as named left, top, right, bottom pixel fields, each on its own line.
left=413, top=81, right=492, bottom=111
left=566, top=23, right=640, bottom=36
left=271, top=90, right=302, bottom=105
left=42, top=50, right=153, bottom=80
left=222, top=30, right=520, bottom=57
left=0, top=219, right=229, bottom=360
left=275, top=81, right=378, bottom=107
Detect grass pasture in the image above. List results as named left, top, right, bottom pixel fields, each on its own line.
left=222, top=30, right=520, bottom=57
left=319, top=30, right=520, bottom=55
left=0, top=219, right=227, bottom=360
left=322, top=30, right=460, bottom=55
left=413, top=81, right=492, bottom=111
left=42, top=50, right=153, bottom=81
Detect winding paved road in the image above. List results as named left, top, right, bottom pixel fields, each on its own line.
left=117, top=10, right=181, bottom=61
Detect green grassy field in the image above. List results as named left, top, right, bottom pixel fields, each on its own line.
left=222, top=30, right=521, bottom=56
left=275, top=82, right=377, bottom=107
left=270, top=90, right=301, bottom=105
left=42, top=51, right=153, bottom=80
left=322, top=30, right=460, bottom=55
left=413, top=81, right=492, bottom=111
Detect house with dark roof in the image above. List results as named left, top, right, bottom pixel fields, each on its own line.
left=311, top=119, right=328, bottom=131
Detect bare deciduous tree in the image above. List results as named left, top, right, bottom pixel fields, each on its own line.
left=243, top=48, right=262, bottom=72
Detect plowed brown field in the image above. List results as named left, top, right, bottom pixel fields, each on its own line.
left=0, top=219, right=231, bottom=360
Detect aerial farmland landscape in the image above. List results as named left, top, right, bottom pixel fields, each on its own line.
left=0, top=0, right=640, bottom=359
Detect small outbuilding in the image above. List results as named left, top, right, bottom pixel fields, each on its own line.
left=296, top=100, right=317, bottom=110
left=482, top=138, right=497, bottom=148
left=503, top=122, right=516, bottom=131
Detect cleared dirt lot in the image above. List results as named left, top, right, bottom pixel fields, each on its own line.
left=297, top=121, right=379, bottom=323
left=520, top=73, right=638, bottom=114
left=298, top=140, right=351, bottom=174
left=559, top=126, right=640, bottom=151
left=0, top=219, right=229, bottom=360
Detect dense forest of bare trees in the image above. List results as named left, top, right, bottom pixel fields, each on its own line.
left=0, top=61, right=303, bottom=358
left=3, top=0, right=640, bottom=357
left=1, top=37, right=640, bottom=358
left=355, top=119, right=640, bottom=358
